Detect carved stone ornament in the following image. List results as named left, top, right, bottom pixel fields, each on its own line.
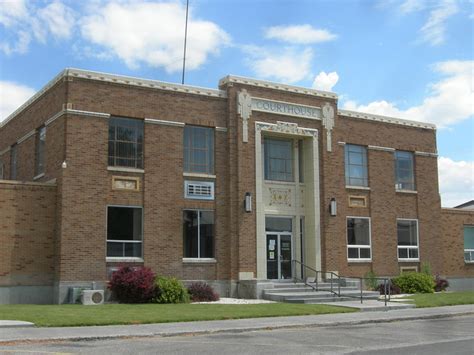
left=256, top=121, right=317, bottom=138
left=237, top=89, right=252, bottom=143
left=269, top=187, right=292, bottom=207
left=322, top=102, right=335, bottom=152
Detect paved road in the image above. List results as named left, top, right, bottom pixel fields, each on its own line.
left=1, top=315, right=473, bottom=354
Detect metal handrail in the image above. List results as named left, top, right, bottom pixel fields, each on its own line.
left=291, top=259, right=392, bottom=306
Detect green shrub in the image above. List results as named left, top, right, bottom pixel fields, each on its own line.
left=364, top=271, right=378, bottom=290
left=421, top=262, right=432, bottom=276
left=153, top=276, right=190, bottom=304
left=392, top=272, right=435, bottom=294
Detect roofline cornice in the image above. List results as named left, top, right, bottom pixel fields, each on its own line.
left=219, top=75, right=338, bottom=100
left=338, top=109, right=436, bottom=130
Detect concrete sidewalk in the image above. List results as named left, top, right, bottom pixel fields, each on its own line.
left=0, top=304, right=473, bottom=344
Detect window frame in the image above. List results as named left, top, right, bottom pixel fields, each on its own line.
left=263, top=137, right=295, bottom=182
left=397, top=218, right=420, bottom=262
left=0, top=161, right=3, bottom=180
left=464, top=225, right=474, bottom=263
left=10, top=144, right=17, bottom=180
left=183, top=125, right=215, bottom=175
left=346, top=216, right=372, bottom=262
left=182, top=209, right=215, bottom=260
left=35, top=126, right=46, bottom=177
left=345, top=144, right=368, bottom=187
left=108, top=116, right=144, bottom=169
left=394, top=150, right=415, bottom=191
left=106, top=205, right=143, bottom=260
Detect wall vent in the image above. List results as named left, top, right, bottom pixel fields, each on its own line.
left=185, top=180, right=214, bottom=200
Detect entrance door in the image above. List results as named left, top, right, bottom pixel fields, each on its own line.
left=266, top=233, right=292, bottom=279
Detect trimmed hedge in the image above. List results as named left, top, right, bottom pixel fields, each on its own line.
left=188, top=282, right=220, bottom=302
left=392, top=272, right=435, bottom=294
left=108, top=266, right=156, bottom=303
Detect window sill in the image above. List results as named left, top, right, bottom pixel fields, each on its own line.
left=107, top=166, right=145, bottom=174
left=264, top=180, right=296, bottom=185
left=347, top=259, right=372, bottom=263
left=396, top=189, right=418, bottom=194
left=398, top=259, right=420, bottom=262
left=33, top=173, right=45, bottom=180
left=182, top=258, right=217, bottom=264
left=106, top=257, right=144, bottom=263
left=346, top=185, right=370, bottom=191
left=183, top=172, right=216, bottom=179
left=465, top=261, right=474, bottom=264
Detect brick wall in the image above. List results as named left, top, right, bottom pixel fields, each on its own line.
left=0, top=181, right=57, bottom=286
left=441, top=208, right=474, bottom=277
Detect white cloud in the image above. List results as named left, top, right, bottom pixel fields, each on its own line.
left=312, top=71, right=339, bottom=91
left=438, top=157, right=474, bottom=207
left=399, top=0, right=426, bottom=14
left=0, top=81, right=36, bottom=123
left=264, top=24, right=337, bottom=44
left=0, top=0, right=28, bottom=27
left=342, top=60, right=473, bottom=127
left=0, top=0, right=75, bottom=54
left=245, top=46, right=313, bottom=83
left=420, top=0, right=458, bottom=46
left=80, top=1, right=229, bottom=72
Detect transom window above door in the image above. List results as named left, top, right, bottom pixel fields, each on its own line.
left=264, top=138, right=294, bottom=182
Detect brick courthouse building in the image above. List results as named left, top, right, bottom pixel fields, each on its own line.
left=0, top=68, right=473, bottom=304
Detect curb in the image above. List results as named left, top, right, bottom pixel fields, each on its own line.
left=0, top=311, right=473, bottom=345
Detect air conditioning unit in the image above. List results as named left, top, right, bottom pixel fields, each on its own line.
left=81, top=290, right=104, bottom=305
left=69, top=287, right=91, bottom=304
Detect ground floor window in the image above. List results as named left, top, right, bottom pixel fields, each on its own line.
left=347, top=217, right=371, bottom=261
left=183, top=210, right=214, bottom=258
left=464, top=226, right=474, bottom=263
left=107, top=206, right=143, bottom=258
left=397, top=219, right=419, bottom=261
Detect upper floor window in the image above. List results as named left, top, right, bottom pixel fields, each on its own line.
left=183, top=210, right=214, bottom=259
left=35, top=126, right=46, bottom=176
left=464, top=226, right=474, bottom=263
left=395, top=151, right=415, bottom=190
left=184, top=125, right=214, bottom=174
left=345, top=144, right=368, bottom=187
left=397, top=219, right=419, bottom=261
left=264, top=137, right=294, bottom=182
left=347, top=217, right=371, bottom=261
left=10, top=144, right=17, bottom=180
left=107, top=206, right=143, bottom=258
left=108, top=117, right=144, bottom=169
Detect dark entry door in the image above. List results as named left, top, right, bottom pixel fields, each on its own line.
left=266, top=233, right=292, bottom=279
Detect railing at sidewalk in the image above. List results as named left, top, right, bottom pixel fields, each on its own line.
left=291, top=259, right=392, bottom=306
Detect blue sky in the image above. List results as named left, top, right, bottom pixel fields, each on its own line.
left=0, top=0, right=472, bottom=206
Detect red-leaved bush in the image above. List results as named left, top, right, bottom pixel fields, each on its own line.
left=434, top=274, right=449, bottom=292
left=108, top=266, right=156, bottom=303
left=188, top=282, right=220, bottom=302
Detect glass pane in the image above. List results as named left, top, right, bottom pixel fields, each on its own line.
left=349, top=151, right=363, bottom=165
left=107, top=242, right=123, bottom=257
left=397, top=220, right=418, bottom=246
left=347, top=218, right=370, bottom=245
left=464, top=227, right=474, bottom=249
left=264, top=138, right=293, bottom=181
left=124, top=242, right=142, bottom=257
left=107, top=207, right=142, bottom=241
left=199, top=211, right=214, bottom=258
left=267, top=234, right=278, bottom=279
left=348, top=248, right=358, bottom=259
left=360, top=248, right=371, bottom=259
left=183, top=126, right=214, bottom=174
left=266, top=217, right=292, bottom=232
left=409, top=248, right=419, bottom=259
left=183, top=210, right=198, bottom=258
left=398, top=248, right=408, bottom=259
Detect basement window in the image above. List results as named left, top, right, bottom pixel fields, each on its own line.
left=107, top=206, right=143, bottom=258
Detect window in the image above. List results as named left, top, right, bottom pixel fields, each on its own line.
left=0, top=161, right=3, bottom=179
left=183, top=210, right=214, bottom=258
left=35, top=126, right=46, bottom=176
left=107, top=206, right=143, bottom=258
left=395, top=151, right=415, bottom=190
left=347, top=217, right=371, bottom=260
left=264, top=138, right=294, bottom=182
left=397, top=219, right=419, bottom=260
left=464, top=226, right=474, bottom=263
left=108, top=117, right=144, bottom=169
left=345, top=144, right=368, bottom=187
left=183, top=126, right=214, bottom=174
left=298, top=139, right=304, bottom=183
left=10, top=144, right=17, bottom=180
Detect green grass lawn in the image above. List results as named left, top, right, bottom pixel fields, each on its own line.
left=405, top=291, right=474, bottom=308
left=0, top=303, right=357, bottom=327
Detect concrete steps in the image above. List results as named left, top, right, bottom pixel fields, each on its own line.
left=262, top=280, right=381, bottom=304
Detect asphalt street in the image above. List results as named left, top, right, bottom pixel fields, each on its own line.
left=1, top=314, right=473, bottom=354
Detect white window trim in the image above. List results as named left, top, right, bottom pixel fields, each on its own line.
left=182, top=258, right=217, bottom=263
left=184, top=180, right=215, bottom=200
left=465, top=249, right=474, bottom=263
left=107, top=166, right=145, bottom=174
left=346, top=216, right=372, bottom=262
left=397, top=218, right=420, bottom=262
left=106, top=205, right=144, bottom=259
